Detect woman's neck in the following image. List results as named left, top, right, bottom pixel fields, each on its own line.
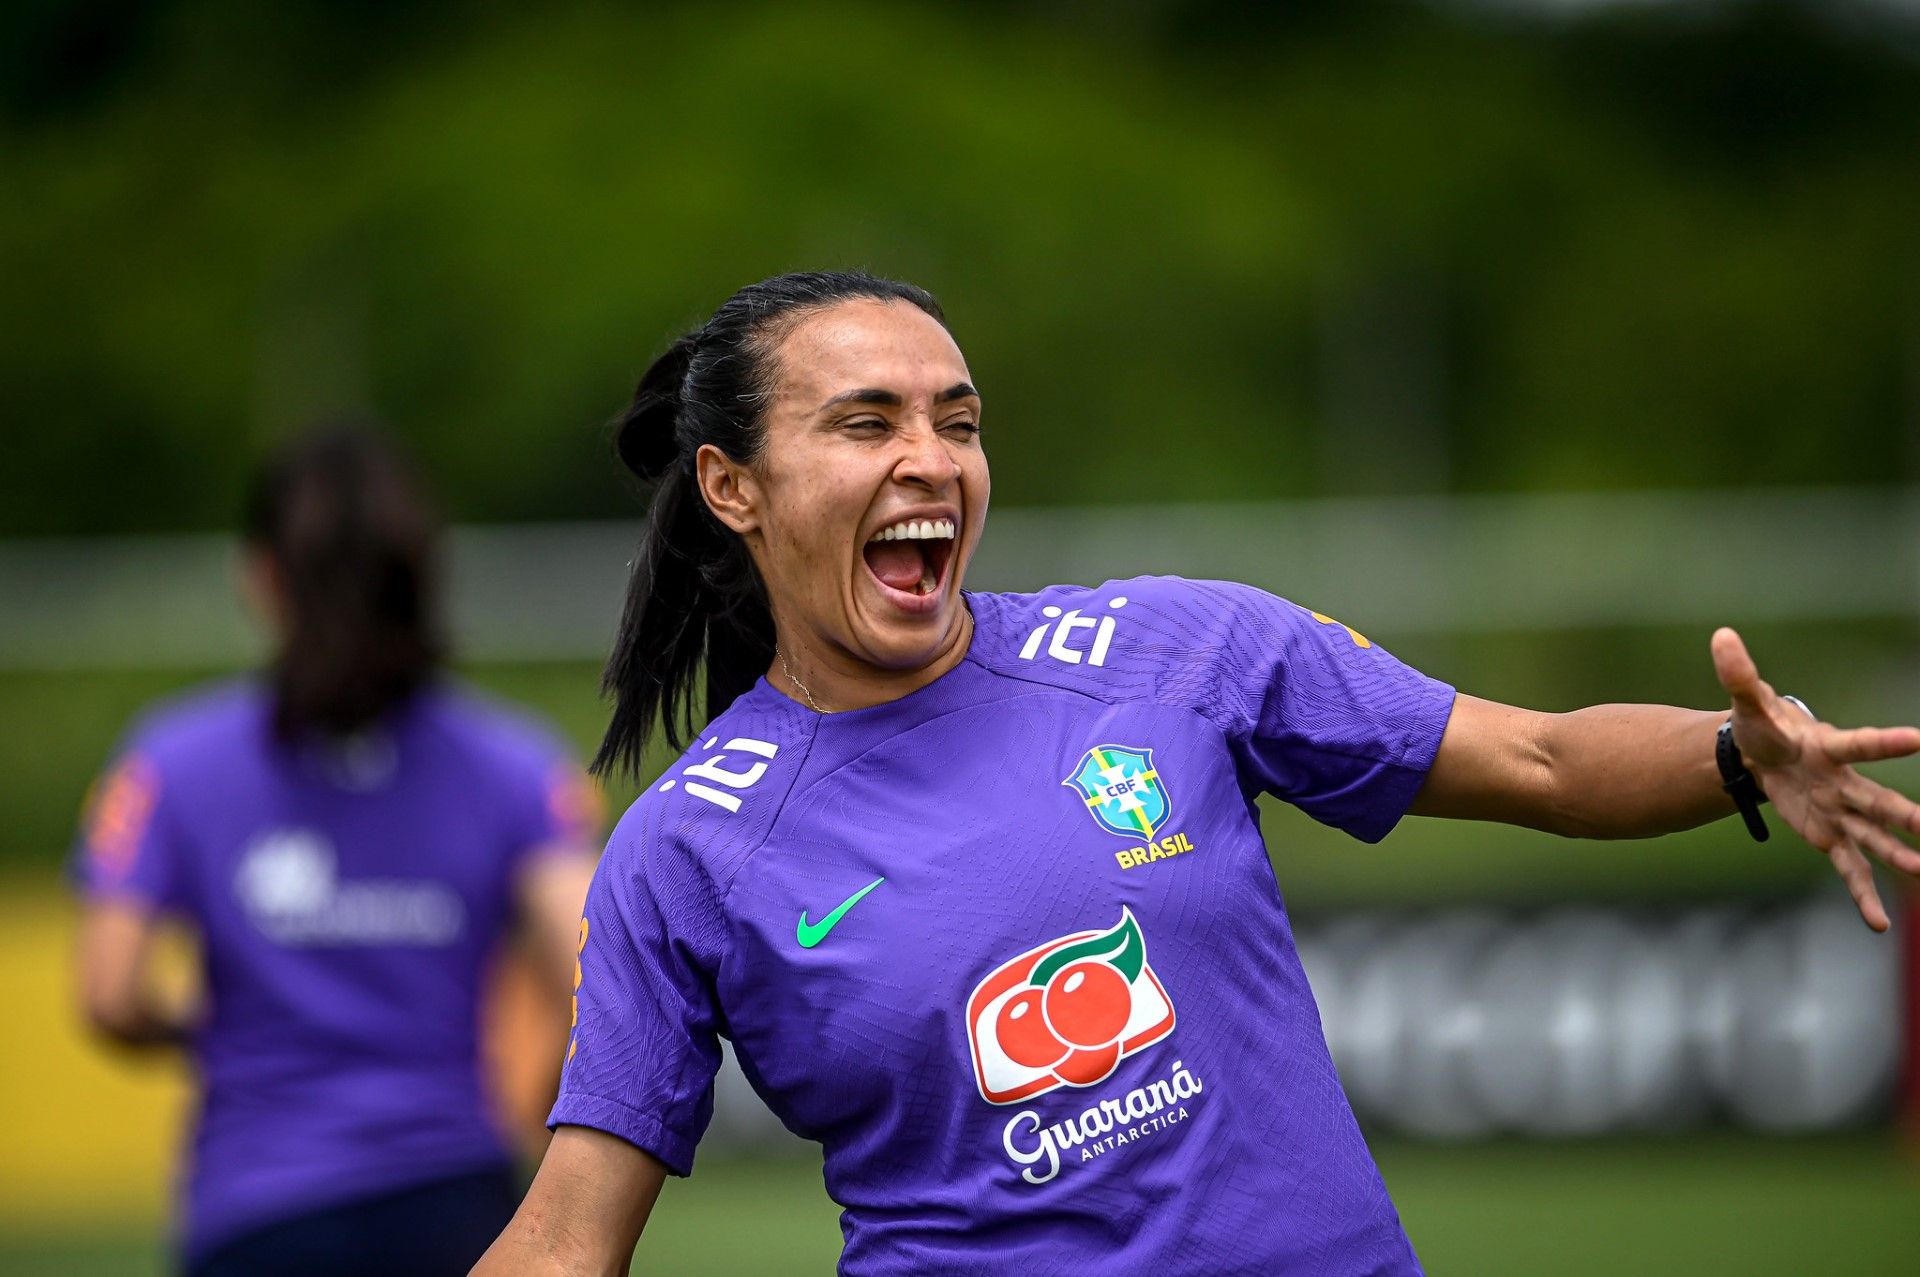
left=768, top=604, right=974, bottom=715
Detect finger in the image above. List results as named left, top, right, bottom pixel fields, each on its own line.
left=1840, top=812, right=1920, bottom=878
left=1710, top=627, right=1771, bottom=715
left=1841, top=775, right=1920, bottom=838
left=1827, top=842, right=1890, bottom=933
left=1818, top=724, right=1920, bottom=766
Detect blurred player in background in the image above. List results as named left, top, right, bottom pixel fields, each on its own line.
left=72, top=426, right=600, bottom=1277
left=477, top=272, right=1920, bottom=1275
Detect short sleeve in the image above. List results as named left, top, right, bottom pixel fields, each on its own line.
left=548, top=800, right=726, bottom=1175
left=509, top=758, right=604, bottom=862
left=71, top=750, right=185, bottom=912
left=483, top=713, right=604, bottom=868
left=1177, top=580, right=1456, bottom=843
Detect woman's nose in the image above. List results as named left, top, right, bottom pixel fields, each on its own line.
left=892, top=422, right=960, bottom=488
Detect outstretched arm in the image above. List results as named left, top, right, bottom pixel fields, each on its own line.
left=1408, top=627, right=1920, bottom=931
left=472, top=1125, right=667, bottom=1276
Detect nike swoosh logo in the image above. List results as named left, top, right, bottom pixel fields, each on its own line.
left=796, top=876, right=886, bottom=949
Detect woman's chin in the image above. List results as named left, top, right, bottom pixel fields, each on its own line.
left=854, top=573, right=964, bottom=665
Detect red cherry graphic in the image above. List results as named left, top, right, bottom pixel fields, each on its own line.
left=995, top=987, right=1069, bottom=1069
left=1041, top=960, right=1132, bottom=1049
left=1051, top=1040, right=1122, bottom=1086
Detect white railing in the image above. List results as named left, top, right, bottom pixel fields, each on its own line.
left=1, top=487, right=1914, bottom=669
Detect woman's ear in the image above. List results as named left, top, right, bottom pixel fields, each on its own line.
left=696, top=443, right=760, bottom=536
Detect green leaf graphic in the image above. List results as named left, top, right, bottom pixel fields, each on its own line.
left=1030, top=910, right=1145, bottom=987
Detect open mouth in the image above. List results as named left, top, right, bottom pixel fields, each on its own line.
left=861, top=517, right=957, bottom=606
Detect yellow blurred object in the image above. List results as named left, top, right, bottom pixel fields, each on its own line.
left=0, top=890, right=190, bottom=1228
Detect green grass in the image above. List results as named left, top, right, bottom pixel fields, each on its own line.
left=3, top=1135, right=1915, bottom=1275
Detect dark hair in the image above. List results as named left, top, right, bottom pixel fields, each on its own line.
left=243, top=424, right=447, bottom=741
left=593, top=270, right=948, bottom=777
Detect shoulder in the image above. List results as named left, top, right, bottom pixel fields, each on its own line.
left=966, top=574, right=1312, bottom=693
left=415, top=680, right=576, bottom=779
left=117, top=677, right=268, bottom=778
left=600, top=686, right=813, bottom=903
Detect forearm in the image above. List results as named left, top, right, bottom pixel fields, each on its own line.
left=1540, top=703, right=1734, bottom=839
left=471, top=1209, right=622, bottom=1277
left=88, top=996, right=194, bottom=1050
left=470, top=1125, right=663, bottom=1277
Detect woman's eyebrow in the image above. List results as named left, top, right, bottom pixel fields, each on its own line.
left=818, top=382, right=979, bottom=412
left=819, top=388, right=900, bottom=410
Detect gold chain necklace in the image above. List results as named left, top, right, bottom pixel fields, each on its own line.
left=776, top=646, right=825, bottom=713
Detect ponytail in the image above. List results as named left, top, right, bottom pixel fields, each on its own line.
left=593, top=336, right=773, bottom=772
left=591, top=271, right=947, bottom=778
left=243, top=424, right=446, bottom=742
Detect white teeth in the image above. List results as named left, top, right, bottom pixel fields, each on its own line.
left=869, top=518, right=956, bottom=543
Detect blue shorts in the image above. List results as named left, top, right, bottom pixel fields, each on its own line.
left=185, top=1168, right=518, bottom=1277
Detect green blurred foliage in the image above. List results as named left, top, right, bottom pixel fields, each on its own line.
left=4, top=0, right=1918, bottom=890
left=3, top=0, right=1918, bottom=536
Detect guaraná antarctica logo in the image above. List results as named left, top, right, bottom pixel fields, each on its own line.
left=966, top=907, right=1176, bottom=1105
left=967, top=908, right=1205, bottom=1186
left=1063, top=744, right=1197, bottom=870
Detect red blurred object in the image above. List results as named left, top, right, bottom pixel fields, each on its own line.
left=1905, top=888, right=1920, bottom=1152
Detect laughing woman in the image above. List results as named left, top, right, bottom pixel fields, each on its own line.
left=474, top=272, right=1920, bottom=1276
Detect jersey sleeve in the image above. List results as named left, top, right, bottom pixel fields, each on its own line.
left=548, top=797, right=727, bottom=1175
left=509, top=756, right=604, bottom=863
left=483, top=712, right=605, bottom=869
left=1160, top=579, right=1457, bottom=843
left=71, top=749, right=185, bottom=912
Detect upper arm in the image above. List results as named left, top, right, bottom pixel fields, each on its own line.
left=549, top=802, right=727, bottom=1176
left=1407, top=693, right=1562, bottom=830
left=473, top=1124, right=668, bottom=1276
left=495, top=731, right=603, bottom=992
left=75, top=898, right=169, bottom=1042
left=72, top=747, right=192, bottom=1042
left=515, top=848, right=599, bottom=995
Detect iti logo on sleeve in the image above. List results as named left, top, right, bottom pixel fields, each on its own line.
left=1064, top=745, right=1170, bottom=840
left=965, top=908, right=1176, bottom=1105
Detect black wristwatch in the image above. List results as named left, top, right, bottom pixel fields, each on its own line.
left=1716, top=695, right=1813, bottom=843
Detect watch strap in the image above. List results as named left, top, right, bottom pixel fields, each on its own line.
left=1716, top=718, right=1770, bottom=842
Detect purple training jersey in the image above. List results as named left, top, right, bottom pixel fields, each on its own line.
left=72, top=679, right=595, bottom=1261
left=553, top=576, right=1456, bottom=1274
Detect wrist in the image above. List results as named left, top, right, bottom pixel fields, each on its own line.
left=1716, top=719, right=1771, bottom=841
left=1717, top=695, right=1815, bottom=842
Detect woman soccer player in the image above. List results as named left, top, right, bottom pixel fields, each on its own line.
left=73, top=427, right=601, bottom=1276
left=475, top=272, right=1920, bottom=1275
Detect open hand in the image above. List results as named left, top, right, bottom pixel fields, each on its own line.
left=1712, top=627, right=1920, bottom=931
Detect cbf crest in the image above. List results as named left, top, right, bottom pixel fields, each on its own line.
left=1064, top=745, right=1171, bottom=840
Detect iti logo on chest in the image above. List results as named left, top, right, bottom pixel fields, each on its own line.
left=1019, top=595, right=1128, bottom=667
left=965, top=907, right=1176, bottom=1105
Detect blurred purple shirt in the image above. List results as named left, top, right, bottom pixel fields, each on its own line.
left=73, top=679, right=592, bottom=1261
left=555, top=576, right=1455, bottom=1275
